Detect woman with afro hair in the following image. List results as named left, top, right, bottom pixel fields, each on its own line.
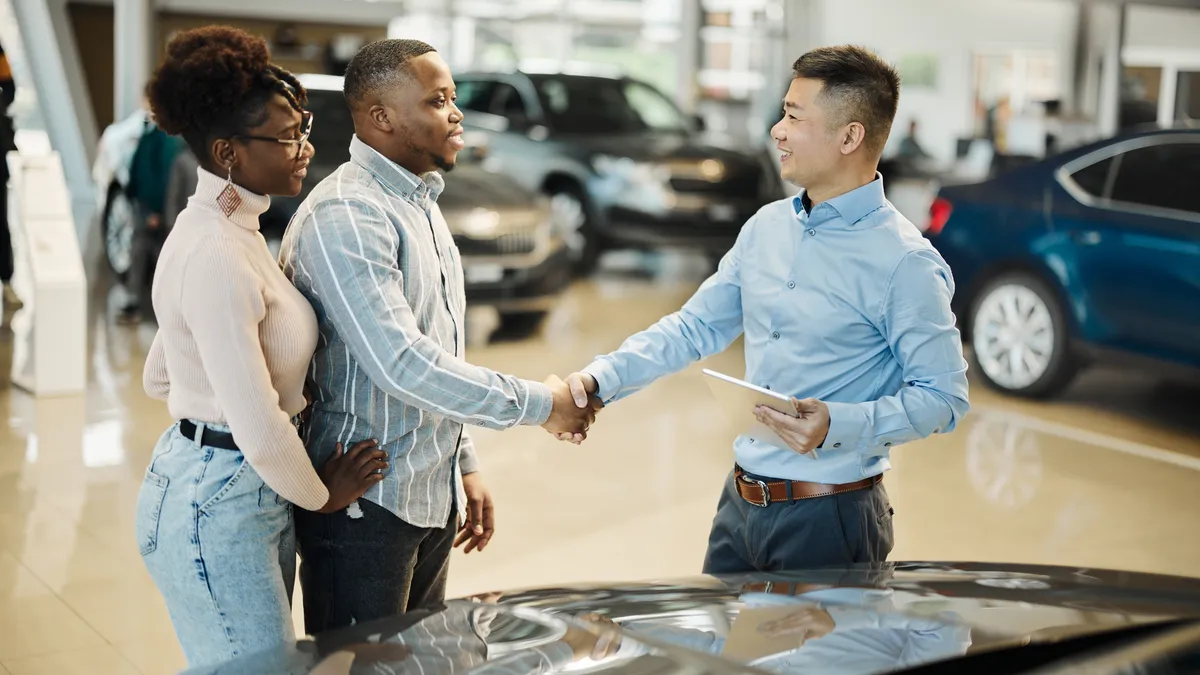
left=134, top=26, right=389, bottom=666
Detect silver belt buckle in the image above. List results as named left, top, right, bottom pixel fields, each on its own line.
left=746, top=478, right=771, bottom=508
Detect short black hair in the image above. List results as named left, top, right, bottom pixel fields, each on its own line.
left=792, top=45, right=900, bottom=154
left=343, top=38, right=437, bottom=109
left=147, top=26, right=307, bottom=163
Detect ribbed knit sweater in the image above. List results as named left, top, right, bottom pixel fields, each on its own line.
left=142, top=167, right=329, bottom=511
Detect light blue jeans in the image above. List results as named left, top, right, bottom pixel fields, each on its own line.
left=135, top=422, right=297, bottom=668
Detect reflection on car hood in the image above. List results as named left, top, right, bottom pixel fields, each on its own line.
left=184, top=562, right=1200, bottom=675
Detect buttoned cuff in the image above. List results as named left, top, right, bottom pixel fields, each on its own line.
left=581, top=360, right=620, bottom=403
left=821, top=401, right=867, bottom=452
left=520, top=381, right=554, bottom=426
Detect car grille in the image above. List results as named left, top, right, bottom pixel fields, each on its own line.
left=453, top=232, right=539, bottom=256
left=670, top=164, right=764, bottom=199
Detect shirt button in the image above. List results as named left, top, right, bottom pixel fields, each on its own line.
left=787, top=281, right=796, bottom=289
left=771, top=332, right=781, bottom=340
left=807, top=229, right=816, bottom=236
left=833, top=442, right=842, bottom=448
left=884, top=442, right=893, bottom=447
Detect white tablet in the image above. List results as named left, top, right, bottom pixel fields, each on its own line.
left=701, top=369, right=818, bottom=458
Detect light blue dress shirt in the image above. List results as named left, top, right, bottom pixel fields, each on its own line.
left=582, top=175, right=969, bottom=484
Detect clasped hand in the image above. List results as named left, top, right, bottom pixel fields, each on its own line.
left=541, top=373, right=603, bottom=444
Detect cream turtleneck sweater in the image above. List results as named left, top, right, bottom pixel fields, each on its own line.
left=143, top=167, right=329, bottom=511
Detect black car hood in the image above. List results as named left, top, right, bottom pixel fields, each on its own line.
left=566, top=131, right=765, bottom=167
left=184, top=562, right=1200, bottom=674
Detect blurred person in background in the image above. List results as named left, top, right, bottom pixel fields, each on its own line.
left=897, top=119, right=931, bottom=162
left=164, top=144, right=199, bottom=234
left=118, top=99, right=185, bottom=324
left=558, top=45, right=969, bottom=574
left=134, top=26, right=388, bottom=668
left=278, top=38, right=601, bottom=635
left=0, top=41, right=21, bottom=310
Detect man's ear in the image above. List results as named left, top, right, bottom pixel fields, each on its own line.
left=368, top=104, right=395, bottom=133
left=840, top=121, right=867, bottom=155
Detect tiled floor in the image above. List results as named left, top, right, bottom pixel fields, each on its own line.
left=0, top=253, right=1196, bottom=674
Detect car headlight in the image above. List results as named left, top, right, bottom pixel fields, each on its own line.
left=460, top=208, right=502, bottom=238
left=592, top=154, right=671, bottom=185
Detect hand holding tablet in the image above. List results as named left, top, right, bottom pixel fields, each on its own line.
left=701, top=369, right=821, bottom=459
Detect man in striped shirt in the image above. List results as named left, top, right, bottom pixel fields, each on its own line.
left=279, top=39, right=599, bottom=633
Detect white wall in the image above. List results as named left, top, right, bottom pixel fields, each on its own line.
left=1126, top=4, right=1200, bottom=50
left=812, top=0, right=1080, bottom=163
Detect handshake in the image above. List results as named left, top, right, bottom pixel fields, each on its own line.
left=540, top=372, right=603, bottom=444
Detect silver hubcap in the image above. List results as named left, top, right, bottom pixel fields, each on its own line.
left=549, top=192, right=587, bottom=258
left=973, top=283, right=1056, bottom=390
left=106, top=195, right=134, bottom=275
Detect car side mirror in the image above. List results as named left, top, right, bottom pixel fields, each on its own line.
left=693, top=113, right=706, bottom=132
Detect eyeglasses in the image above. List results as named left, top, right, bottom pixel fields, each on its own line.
left=232, top=110, right=313, bottom=160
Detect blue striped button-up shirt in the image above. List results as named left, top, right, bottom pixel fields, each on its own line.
left=279, top=136, right=553, bottom=528
left=582, top=175, right=970, bottom=485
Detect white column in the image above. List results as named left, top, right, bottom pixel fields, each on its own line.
left=114, top=0, right=152, bottom=123
left=1096, top=2, right=1124, bottom=137
left=8, top=0, right=97, bottom=238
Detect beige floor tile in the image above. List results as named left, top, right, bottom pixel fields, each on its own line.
left=113, top=638, right=188, bottom=675
left=0, top=552, right=55, bottom=601
left=2, top=645, right=141, bottom=675
left=0, top=595, right=106, bottom=661
left=58, top=577, right=175, bottom=645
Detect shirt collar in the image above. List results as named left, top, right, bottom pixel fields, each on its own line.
left=349, top=134, right=445, bottom=205
left=792, top=172, right=886, bottom=226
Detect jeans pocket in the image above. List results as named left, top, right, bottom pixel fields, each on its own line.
left=135, top=469, right=169, bottom=556
left=198, top=453, right=252, bottom=515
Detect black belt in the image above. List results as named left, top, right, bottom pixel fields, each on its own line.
left=179, top=419, right=239, bottom=450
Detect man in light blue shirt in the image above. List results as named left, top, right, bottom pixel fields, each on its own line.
left=560, top=46, right=970, bottom=573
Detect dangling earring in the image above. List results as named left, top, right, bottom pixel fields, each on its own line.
left=217, top=164, right=242, bottom=218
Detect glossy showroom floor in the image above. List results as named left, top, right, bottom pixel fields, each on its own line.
left=0, top=251, right=1196, bottom=675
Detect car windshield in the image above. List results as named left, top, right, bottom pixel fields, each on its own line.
left=532, top=76, right=690, bottom=134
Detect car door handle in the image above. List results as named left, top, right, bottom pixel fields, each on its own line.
left=1070, top=230, right=1101, bottom=246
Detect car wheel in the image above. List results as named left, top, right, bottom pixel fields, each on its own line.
left=969, top=272, right=1078, bottom=398
left=102, top=181, right=136, bottom=282
left=499, top=311, right=548, bottom=337
left=549, top=188, right=601, bottom=277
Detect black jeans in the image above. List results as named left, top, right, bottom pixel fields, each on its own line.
left=702, top=469, right=894, bottom=575
left=295, top=499, right=456, bottom=634
left=126, top=204, right=157, bottom=309
left=0, top=173, right=12, bottom=283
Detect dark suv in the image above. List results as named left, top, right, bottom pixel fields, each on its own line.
left=454, top=70, right=785, bottom=273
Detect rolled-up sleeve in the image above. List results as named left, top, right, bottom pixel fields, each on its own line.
left=296, top=198, right=552, bottom=429
left=822, top=249, right=970, bottom=453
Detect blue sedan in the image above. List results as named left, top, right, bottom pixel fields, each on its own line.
left=924, top=128, right=1200, bottom=398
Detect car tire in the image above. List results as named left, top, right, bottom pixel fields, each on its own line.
left=499, top=311, right=548, bottom=337
left=548, top=188, right=601, bottom=278
left=101, top=181, right=136, bottom=283
left=969, top=271, right=1079, bottom=399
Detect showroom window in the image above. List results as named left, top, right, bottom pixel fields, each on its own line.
left=456, top=79, right=499, bottom=115
left=1069, top=156, right=1115, bottom=199
left=1109, top=142, right=1200, bottom=215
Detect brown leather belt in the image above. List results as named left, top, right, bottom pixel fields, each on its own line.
left=742, top=581, right=814, bottom=595
left=734, top=467, right=881, bottom=507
